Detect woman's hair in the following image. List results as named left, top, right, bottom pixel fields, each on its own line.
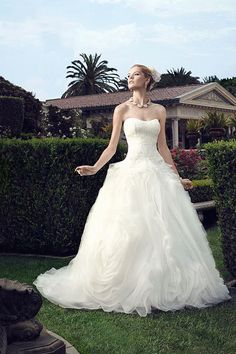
left=130, top=64, right=155, bottom=91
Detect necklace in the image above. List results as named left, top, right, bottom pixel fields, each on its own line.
left=128, top=97, right=152, bottom=108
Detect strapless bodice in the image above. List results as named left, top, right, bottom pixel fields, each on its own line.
left=123, top=117, right=163, bottom=161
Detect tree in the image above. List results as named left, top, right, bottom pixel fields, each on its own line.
left=219, top=77, right=236, bottom=97
left=0, top=76, right=41, bottom=133
left=202, top=75, right=220, bottom=83
left=202, top=75, right=236, bottom=97
left=156, top=67, right=201, bottom=88
left=118, top=77, right=129, bottom=91
left=62, top=53, right=120, bottom=98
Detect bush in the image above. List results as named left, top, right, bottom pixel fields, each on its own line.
left=0, top=138, right=126, bottom=256
left=0, top=76, right=42, bottom=134
left=170, top=147, right=207, bottom=179
left=188, top=178, right=214, bottom=203
left=205, top=139, right=236, bottom=278
left=40, top=105, right=91, bottom=139
left=0, top=96, right=24, bottom=137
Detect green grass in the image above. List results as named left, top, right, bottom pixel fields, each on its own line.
left=0, top=225, right=235, bottom=354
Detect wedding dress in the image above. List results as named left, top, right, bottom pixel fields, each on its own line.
left=33, top=117, right=231, bottom=317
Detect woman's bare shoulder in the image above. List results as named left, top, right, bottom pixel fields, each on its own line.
left=115, top=101, right=130, bottom=110
left=114, top=101, right=130, bottom=116
left=151, top=102, right=166, bottom=112
left=151, top=103, right=166, bottom=123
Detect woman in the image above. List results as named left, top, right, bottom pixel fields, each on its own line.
left=33, top=64, right=231, bottom=317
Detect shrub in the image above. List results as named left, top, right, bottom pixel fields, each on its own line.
left=0, top=96, right=24, bottom=137
left=170, top=147, right=205, bottom=179
left=205, top=139, right=236, bottom=278
left=40, top=105, right=90, bottom=139
left=0, top=76, right=42, bottom=134
left=0, top=138, right=126, bottom=256
left=188, top=179, right=214, bottom=203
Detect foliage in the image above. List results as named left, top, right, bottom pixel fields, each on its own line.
left=170, top=147, right=207, bottom=179
left=40, top=105, right=90, bottom=138
left=0, top=76, right=42, bottom=133
left=89, top=117, right=113, bottom=138
left=62, top=53, right=120, bottom=98
left=186, top=119, right=201, bottom=133
left=228, top=113, right=236, bottom=128
left=200, top=111, right=230, bottom=130
left=205, top=139, right=236, bottom=277
left=0, top=137, right=126, bottom=256
left=203, top=75, right=221, bottom=84
left=0, top=96, right=24, bottom=138
left=219, top=77, right=236, bottom=97
left=118, top=77, right=129, bottom=91
left=156, top=67, right=201, bottom=88
left=189, top=178, right=214, bottom=203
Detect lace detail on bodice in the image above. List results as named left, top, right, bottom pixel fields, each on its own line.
left=123, top=117, right=163, bottom=161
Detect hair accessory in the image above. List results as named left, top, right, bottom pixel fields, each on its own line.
left=147, top=66, right=162, bottom=83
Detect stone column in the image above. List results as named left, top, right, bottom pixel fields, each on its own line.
left=171, top=118, right=179, bottom=148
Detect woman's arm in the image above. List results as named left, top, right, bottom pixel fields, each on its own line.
left=75, top=105, right=124, bottom=176
left=156, top=106, right=180, bottom=177
left=156, top=106, right=193, bottom=189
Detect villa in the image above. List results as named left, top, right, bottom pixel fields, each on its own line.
left=44, top=82, right=236, bottom=148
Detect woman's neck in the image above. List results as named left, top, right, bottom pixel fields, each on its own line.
left=132, top=90, right=149, bottom=105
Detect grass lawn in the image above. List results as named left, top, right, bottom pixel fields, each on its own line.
left=0, top=225, right=235, bottom=354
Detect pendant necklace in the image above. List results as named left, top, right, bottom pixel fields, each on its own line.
left=129, top=97, right=152, bottom=108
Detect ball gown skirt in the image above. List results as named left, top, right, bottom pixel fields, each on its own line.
left=33, top=117, right=231, bottom=317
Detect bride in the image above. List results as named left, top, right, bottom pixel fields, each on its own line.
left=33, top=64, right=231, bottom=317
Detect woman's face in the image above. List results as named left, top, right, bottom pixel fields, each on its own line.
left=127, top=66, right=150, bottom=91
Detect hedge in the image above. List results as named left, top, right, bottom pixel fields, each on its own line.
left=0, top=137, right=216, bottom=257
left=0, top=138, right=126, bottom=256
left=204, top=139, right=236, bottom=278
left=0, top=96, right=24, bottom=136
left=189, top=178, right=214, bottom=203
left=0, top=76, right=42, bottom=133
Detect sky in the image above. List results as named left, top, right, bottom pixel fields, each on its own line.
left=1, top=0, right=236, bottom=101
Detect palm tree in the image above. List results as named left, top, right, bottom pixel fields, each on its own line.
left=200, top=111, right=229, bottom=141
left=157, top=67, right=201, bottom=88
left=118, top=77, right=129, bottom=91
left=202, top=75, right=220, bottom=83
left=61, top=53, right=120, bottom=98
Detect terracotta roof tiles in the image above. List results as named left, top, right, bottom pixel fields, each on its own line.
left=45, top=84, right=205, bottom=110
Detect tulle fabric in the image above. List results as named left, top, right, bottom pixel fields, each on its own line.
left=33, top=118, right=231, bottom=317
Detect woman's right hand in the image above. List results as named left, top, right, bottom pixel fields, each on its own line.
left=74, top=165, right=98, bottom=176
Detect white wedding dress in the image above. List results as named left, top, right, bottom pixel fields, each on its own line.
left=33, top=117, right=231, bottom=317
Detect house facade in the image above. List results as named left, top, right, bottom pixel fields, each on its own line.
left=44, top=82, right=236, bottom=148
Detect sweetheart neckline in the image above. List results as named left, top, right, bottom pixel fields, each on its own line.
left=123, top=117, right=160, bottom=124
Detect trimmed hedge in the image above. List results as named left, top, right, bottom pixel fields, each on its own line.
left=0, top=76, right=42, bottom=133
left=189, top=178, right=214, bottom=203
left=0, top=138, right=126, bottom=256
left=0, top=96, right=24, bottom=136
left=0, top=137, right=217, bottom=257
left=204, top=139, right=236, bottom=278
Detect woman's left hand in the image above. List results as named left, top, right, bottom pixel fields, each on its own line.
left=180, top=178, right=193, bottom=190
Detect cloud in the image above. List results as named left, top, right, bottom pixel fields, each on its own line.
left=0, top=16, right=140, bottom=52
left=143, top=24, right=236, bottom=44
left=89, top=0, right=121, bottom=3
left=1, top=14, right=235, bottom=53
left=60, top=23, right=140, bottom=53
left=90, top=0, right=236, bottom=18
